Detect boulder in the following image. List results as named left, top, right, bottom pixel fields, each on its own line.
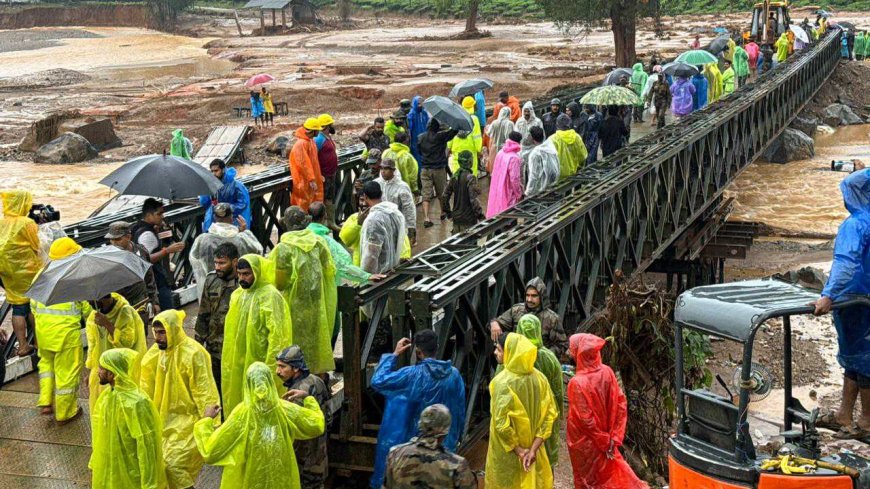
left=771, top=266, right=828, bottom=291
left=788, top=115, right=819, bottom=138
left=822, top=103, right=863, bottom=127
left=763, top=128, right=814, bottom=164
left=265, top=132, right=292, bottom=157
left=35, top=132, right=97, bottom=164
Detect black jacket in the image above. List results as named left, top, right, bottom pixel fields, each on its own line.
left=418, top=129, right=458, bottom=169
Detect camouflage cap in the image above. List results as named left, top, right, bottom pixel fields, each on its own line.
left=276, top=345, right=307, bottom=368
left=418, top=404, right=451, bottom=437
left=281, top=206, right=310, bottom=231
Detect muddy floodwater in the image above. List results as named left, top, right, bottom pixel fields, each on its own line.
left=730, top=124, right=870, bottom=236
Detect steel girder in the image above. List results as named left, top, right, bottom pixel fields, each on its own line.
left=335, top=31, right=842, bottom=453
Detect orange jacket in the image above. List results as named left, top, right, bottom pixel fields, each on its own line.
left=289, top=127, right=324, bottom=211
left=492, top=96, right=522, bottom=123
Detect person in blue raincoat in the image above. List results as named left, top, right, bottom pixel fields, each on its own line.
left=199, top=159, right=252, bottom=232
left=814, top=169, right=870, bottom=438
left=369, top=329, right=466, bottom=489
left=474, top=91, right=487, bottom=132
left=407, top=95, right=429, bottom=164
left=691, top=71, right=708, bottom=112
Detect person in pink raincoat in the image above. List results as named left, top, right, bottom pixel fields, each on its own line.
left=486, top=131, right=524, bottom=218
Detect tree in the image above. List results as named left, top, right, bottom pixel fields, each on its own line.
left=338, top=0, right=352, bottom=22
left=149, top=0, right=194, bottom=30
left=465, top=0, right=479, bottom=32
left=535, top=0, right=659, bottom=67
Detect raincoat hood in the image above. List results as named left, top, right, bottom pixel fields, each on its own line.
left=411, top=95, right=423, bottom=113
left=504, top=333, right=537, bottom=375
left=2, top=190, right=32, bottom=217
left=517, top=314, right=544, bottom=348
left=497, top=106, right=511, bottom=120
left=222, top=167, right=238, bottom=185
left=526, top=276, right=548, bottom=304
left=206, top=221, right=240, bottom=238
left=294, top=126, right=313, bottom=141
left=570, top=333, right=606, bottom=373
left=422, top=358, right=456, bottom=380
left=841, top=169, right=870, bottom=215
left=240, top=253, right=273, bottom=289
left=389, top=142, right=410, bottom=154
left=172, top=129, right=184, bottom=139
left=632, top=63, right=644, bottom=73
left=153, top=309, right=187, bottom=350
left=522, top=100, right=535, bottom=119
left=99, top=348, right=140, bottom=391
left=243, top=361, right=281, bottom=414
left=566, top=101, right=582, bottom=118
left=308, top=222, right=330, bottom=237
left=279, top=228, right=319, bottom=253
left=502, top=139, right=521, bottom=154
left=553, top=128, right=580, bottom=145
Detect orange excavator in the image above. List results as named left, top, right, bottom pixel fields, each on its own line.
left=748, top=0, right=791, bottom=44
left=668, top=279, right=870, bottom=488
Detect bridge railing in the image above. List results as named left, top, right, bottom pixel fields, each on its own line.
left=331, top=30, right=842, bottom=469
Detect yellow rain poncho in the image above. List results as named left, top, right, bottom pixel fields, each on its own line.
left=486, top=333, right=558, bottom=489
left=549, top=129, right=588, bottom=180
left=140, top=310, right=220, bottom=489
left=775, top=32, right=790, bottom=63
left=704, top=63, right=723, bottom=102
left=90, top=348, right=166, bottom=489
left=269, top=230, right=337, bottom=375
left=194, top=362, right=325, bottom=489
left=516, top=314, right=564, bottom=467
left=86, top=293, right=147, bottom=412
left=0, top=190, right=42, bottom=305
left=221, top=254, right=292, bottom=415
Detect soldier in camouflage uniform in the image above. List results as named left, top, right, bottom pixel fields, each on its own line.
left=276, top=345, right=331, bottom=489
left=194, top=241, right=240, bottom=392
left=489, top=277, right=569, bottom=362
left=384, top=404, right=477, bottom=489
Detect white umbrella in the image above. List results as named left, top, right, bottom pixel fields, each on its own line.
left=789, top=24, right=810, bottom=43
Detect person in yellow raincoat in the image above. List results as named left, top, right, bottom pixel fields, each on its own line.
left=486, top=333, right=559, bottom=489
left=548, top=114, right=588, bottom=180
left=86, top=292, right=146, bottom=412
left=704, top=63, right=723, bottom=102
left=90, top=348, right=166, bottom=489
left=0, top=190, right=42, bottom=357
left=268, top=207, right=336, bottom=376
left=775, top=32, right=790, bottom=65
left=32, top=237, right=92, bottom=423
left=194, top=362, right=325, bottom=489
left=221, top=254, right=291, bottom=415
left=140, top=310, right=220, bottom=489
left=515, top=314, right=564, bottom=469
left=447, top=96, right=484, bottom=176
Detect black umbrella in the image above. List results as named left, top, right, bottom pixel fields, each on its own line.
left=706, top=34, right=731, bottom=55
left=835, top=21, right=856, bottom=31
left=662, top=61, right=699, bottom=78
left=100, top=154, right=223, bottom=200
left=448, top=78, right=494, bottom=99
left=422, top=96, right=474, bottom=132
left=603, top=68, right=634, bottom=86
left=26, top=246, right=152, bottom=306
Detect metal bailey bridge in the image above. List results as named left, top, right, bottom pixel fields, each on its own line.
left=0, top=29, right=842, bottom=479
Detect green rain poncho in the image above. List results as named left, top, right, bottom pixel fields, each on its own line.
left=516, top=314, right=564, bottom=468
left=485, top=333, right=559, bottom=489
left=775, top=33, right=789, bottom=63
left=308, top=222, right=370, bottom=285
left=630, top=63, right=648, bottom=107
left=86, top=293, right=147, bottom=413
left=221, top=254, right=292, bottom=415
left=140, top=310, right=220, bottom=489
left=170, top=129, right=191, bottom=159
left=733, top=46, right=750, bottom=78
left=268, top=230, right=337, bottom=375
left=90, top=348, right=167, bottom=489
left=194, top=362, right=326, bottom=489
left=549, top=129, right=588, bottom=180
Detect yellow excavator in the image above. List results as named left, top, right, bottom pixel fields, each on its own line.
left=748, top=0, right=791, bottom=44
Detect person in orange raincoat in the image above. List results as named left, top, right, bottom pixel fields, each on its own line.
left=491, top=90, right=522, bottom=123
left=567, top=333, right=648, bottom=489
left=289, top=118, right=324, bottom=211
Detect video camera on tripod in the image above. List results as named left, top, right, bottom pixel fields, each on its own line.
left=28, top=204, right=61, bottom=225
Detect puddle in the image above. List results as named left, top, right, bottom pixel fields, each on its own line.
left=94, top=57, right=236, bottom=82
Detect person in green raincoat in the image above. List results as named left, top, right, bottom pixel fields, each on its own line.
left=384, top=109, right=408, bottom=143
left=856, top=32, right=866, bottom=61
left=221, top=254, right=291, bottom=415
left=86, top=292, right=147, bottom=413
left=775, top=32, right=789, bottom=65
left=268, top=207, right=336, bottom=376
left=548, top=114, right=588, bottom=180
left=486, top=333, right=559, bottom=488
left=448, top=96, right=483, bottom=175
left=733, top=43, right=751, bottom=87
left=630, top=63, right=648, bottom=123
left=513, top=314, right=564, bottom=469
left=194, top=362, right=326, bottom=489
left=170, top=129, right=192, bottom=159
left=721, top=60, right=736, bottom=95
left=382, top=131, right=419, bottom=194
left=140, top=310, right=220, bottom=489
left=90, top=348, right=166, bottom=489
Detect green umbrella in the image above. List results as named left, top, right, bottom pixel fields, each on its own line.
left=579, top=86, right=639, bottom=106
left=676, top=49, right=719, bottom=66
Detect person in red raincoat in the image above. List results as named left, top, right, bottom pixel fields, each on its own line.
left=289, top=118, right=325, bottom=211
left=567, top=333, right=648, bottom=489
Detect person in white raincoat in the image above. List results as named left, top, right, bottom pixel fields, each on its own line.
left=359, top=181, right=407, bottom=275
left=514, top=101, right=543, bottom=141
left=525, top=127, right=561, bottom=197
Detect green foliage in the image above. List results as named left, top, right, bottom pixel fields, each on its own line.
left=660, top=0, right=870, bottom=15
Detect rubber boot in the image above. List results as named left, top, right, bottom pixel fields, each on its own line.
left=325, top=201, right=342, bottom=233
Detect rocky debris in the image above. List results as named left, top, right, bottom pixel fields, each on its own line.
left=35, top=132, right=97, bottom=164
left=788, top=114, right=819, bottom=138
left=59, top=118, right=122, bottom=150
left=822, top=103, right=863, bottom=127
left=265, top=132, right=293, bottom=157
left=763, top=128, right=814, bottom=164
left=771, top=266, right=828, bottom=291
